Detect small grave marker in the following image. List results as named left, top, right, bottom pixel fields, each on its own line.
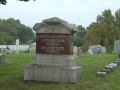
left=0, top=54, right=5, bottom=64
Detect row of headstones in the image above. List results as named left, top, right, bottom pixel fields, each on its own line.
left=0, top=39, right=19, bottom=54
left=0, top=54, right=5, bottom=64
left=74, top=45, right=106, bottom=56
left=0, top=48, right=19, bottom=54
left=97, top=58, right=120, bottom=77
left=87, top=40, right=120, bottom=54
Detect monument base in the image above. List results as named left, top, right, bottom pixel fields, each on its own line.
left=24, top=65, right=82, bottom=83
left=24, top=54, right=82, bottom=83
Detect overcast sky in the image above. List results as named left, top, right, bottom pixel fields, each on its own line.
left=0, top=0, right=120, bottom=28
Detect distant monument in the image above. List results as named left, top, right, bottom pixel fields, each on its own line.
left=24, top=17, right=82, bottom=83
left=29, top=43, right=36, bottom=53
left=73, top=46, right=77, bottom=54
left=15, top=39, right=19, bottom=54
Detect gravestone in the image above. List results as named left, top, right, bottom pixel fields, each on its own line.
left=87, top=50, right=93, bottom=55
left=1, top=48, right=5, bottom=53
left=0, top=54, right=5, bottom=64
left=6, top=46, right=11, bottom=54
left=101, top=69, right=111, bottom=74
left=113, top=40, right=120, bottom=54
left=101, top=46, right=106, bottom=53
left=77, top=47, right=83, bottom=57
left=92, top=46, right=98, bottom=54
left=73, top=46, right=77, bottom=54
left=24, top=17, right=82, bottom=83
left=15, top=39, right=19, bottom=54
left=29, top=43, right=36, bottom=53
left=89, top=45, right=97, bottom=54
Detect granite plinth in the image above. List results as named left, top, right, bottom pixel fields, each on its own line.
left=24, top=54, right=82, bottom=83
left=24, top=65, right=82, bottom=83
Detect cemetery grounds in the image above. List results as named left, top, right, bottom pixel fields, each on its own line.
left=0, top=52, right=120, bottom=90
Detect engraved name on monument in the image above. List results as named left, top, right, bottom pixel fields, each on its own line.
left=36, top=34, right=71, bottom=54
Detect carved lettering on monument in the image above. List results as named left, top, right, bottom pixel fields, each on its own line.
left=38, top=57, right=64, bottom=64
left=36, top=34, right=71, bottom=54
left=44, top=26, right=62, bottom=33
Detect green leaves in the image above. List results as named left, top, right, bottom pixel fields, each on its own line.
left=0, top=18, right=35, bottom=45
left=82, top=9, right=120, bottom=52
left=0, top=0, right=36, bottom=5
left=0, top=0, right=6, bottom=5
left=73, top=25, right=87, bottom=47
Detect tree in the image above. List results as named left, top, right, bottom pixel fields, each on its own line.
left=115, top=9, right=120, bottom=31
left=86, top=23, right=94, bottom=30
left=73, top=25, right=87, bottom=47
left=82, top=9, right=120, bottom=53
left=0, top=18, right=35, bottom=45
left=0, top=0, right=36, bottom=5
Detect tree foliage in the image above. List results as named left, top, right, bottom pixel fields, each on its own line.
left=73, top=25, right=87, bottom=47
left=0, top=18, right=35, bottom=45
left=82, top=9, right=120, bottom=53
left=0, top=0, right=36, bottom=5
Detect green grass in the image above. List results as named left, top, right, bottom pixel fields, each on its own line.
left=0, top=53, right=120, bottom=90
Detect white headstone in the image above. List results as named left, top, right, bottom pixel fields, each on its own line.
left=15, top=39, right=19, bottom=54
left=29, top=43, right=36, bottom=53
left=73, top=46, right=77, bottom=54
left=87, top=50, right=93, bottom=55
left=89, top=45, right=97, bottom=54
left=101, top=47, right=106, bottom=53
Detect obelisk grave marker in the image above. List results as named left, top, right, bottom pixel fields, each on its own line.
left=24, top=17, right=82, bottom=83
left=15, top=39, right=19, bottom=54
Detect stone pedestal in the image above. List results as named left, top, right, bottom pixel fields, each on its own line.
left=24, top=65, right=81, bottom=83
left=24, top=54, right=82, bottom=83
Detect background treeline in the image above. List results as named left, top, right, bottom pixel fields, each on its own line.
left=74, top=9, right=120, bottom=53
left=0, top=18, right=36, bottom=45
